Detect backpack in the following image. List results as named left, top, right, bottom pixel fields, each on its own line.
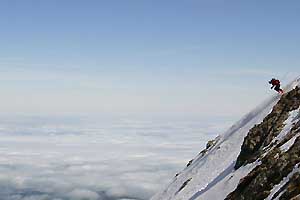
left=272, top=79, right=280, bottom=85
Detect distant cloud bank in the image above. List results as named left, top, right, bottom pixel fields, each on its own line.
left=0, top=115, right=231, bottom=200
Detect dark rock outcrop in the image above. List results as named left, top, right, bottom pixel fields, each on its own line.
left=276, top=172, right=300, bottom=200
left=198, top=136, right=220, bottom=157
left=176, top=178, right=192, bottom=195
left=226, top=135, right=300, bottom=200
left=226, top=86, right=300, bottom=200
left=235, top=86, right=300, bottom=169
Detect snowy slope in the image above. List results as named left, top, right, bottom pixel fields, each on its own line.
left=152, top=77, right=300, bottom=200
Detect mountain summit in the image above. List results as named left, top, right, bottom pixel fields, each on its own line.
left=152, top=77, right=300, bottom=200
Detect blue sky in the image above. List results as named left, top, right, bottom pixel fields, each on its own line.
left=0, top=0, right=299, bottom=116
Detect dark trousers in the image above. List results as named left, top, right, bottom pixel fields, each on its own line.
left=274, top=85, right=283, bottom=92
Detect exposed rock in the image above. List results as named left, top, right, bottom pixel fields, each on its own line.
left=291, top=194, right=300, bottom=200
left=176, top=178, right=192, bottom=195
left=206, top=139, right=215, bottom=149
left=277, top=172, right=300, bottom=200
left=226, top=136, right=300, bottom=200
left=235, top=86, right=300, bottom=169
left=186, top=159, right=193, bottom=167
left=226, top=86, right=300, bottom=200
left=198, top=136, right=220, bottom=157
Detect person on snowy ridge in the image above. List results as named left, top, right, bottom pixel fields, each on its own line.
left=269, top=78, right=284, bottom=94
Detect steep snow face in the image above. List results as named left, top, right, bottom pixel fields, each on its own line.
left=151, top=77, right=300, bottom=200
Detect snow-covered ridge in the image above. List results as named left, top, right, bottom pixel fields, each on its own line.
left=152, top=76, right=300, bottom=200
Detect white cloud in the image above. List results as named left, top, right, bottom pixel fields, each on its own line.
left=0, top=115, right=228, bottom=200
left=66, top=189, right=100, bottom=200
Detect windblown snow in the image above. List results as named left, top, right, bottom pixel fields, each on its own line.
left=152, top=77, right=300, bottom=200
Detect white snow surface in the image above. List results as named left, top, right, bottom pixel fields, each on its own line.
left=152, top=77, right=300, bottom=200
left=280, top=133, right=299, bottom=152
left=276, top=108, right=300, bottom=145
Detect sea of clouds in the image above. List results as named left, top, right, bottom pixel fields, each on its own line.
left=0, top=114, right=233, bottom=200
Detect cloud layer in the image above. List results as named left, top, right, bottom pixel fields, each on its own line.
left=0, top=115, right=231, bottom=200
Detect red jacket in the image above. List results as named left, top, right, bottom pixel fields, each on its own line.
left=271, top=79, right=280, bottom=86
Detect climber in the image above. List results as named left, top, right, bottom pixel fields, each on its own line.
left=269, top=78, right=284, bottom=94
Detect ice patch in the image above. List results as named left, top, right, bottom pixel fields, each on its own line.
left=276, top=109, right=300, bottom=143
left=280, top=133, right=300, bottom=152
